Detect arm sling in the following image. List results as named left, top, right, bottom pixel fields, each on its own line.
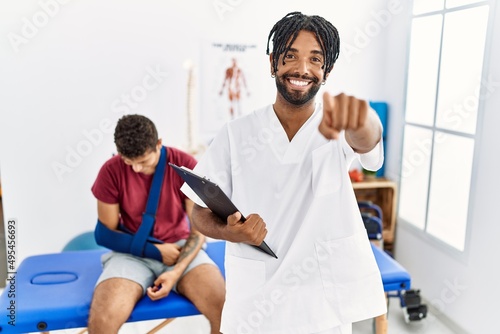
left=94, top=146, right=168, bottom=262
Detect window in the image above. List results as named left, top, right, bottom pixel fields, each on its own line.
left=399, top=1, right=490, bottom=251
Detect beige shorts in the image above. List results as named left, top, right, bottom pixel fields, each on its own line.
left=96, top=240, right=215, bottom=294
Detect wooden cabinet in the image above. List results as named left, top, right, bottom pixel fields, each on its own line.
left=352, top=178, right=398, bottom=252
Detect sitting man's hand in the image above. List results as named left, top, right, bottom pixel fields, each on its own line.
left=226, top=212, right=267, bottom=246
left=155, top=243, right=181, bottom=266
left=147, top=271, right=177, bottom=301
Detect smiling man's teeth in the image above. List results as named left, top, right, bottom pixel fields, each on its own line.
left=290, top=79, right=309, bottom=86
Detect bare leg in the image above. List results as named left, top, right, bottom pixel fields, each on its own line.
left=177, top=264, right=225, bottom=334
left=88, top=278, right=143, bottom=334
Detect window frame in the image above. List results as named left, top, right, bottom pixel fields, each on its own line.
left=398, top=0, right=495, bottom=262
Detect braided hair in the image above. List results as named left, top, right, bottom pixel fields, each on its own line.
left=266, top=12, right=340, bottom=80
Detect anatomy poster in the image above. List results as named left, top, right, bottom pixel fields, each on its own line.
left=199, top=42, right=260, bottom=143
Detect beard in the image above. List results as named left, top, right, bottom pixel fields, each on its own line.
left=275, top=73, right=322, bottom=106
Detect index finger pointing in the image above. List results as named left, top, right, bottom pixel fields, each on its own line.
left=333, top=93, right=348, bottom=130
left=323, top=91, right=335, bottom=110
left=322, top=92, right=335, bottom=127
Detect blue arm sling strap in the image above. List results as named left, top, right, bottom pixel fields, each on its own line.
left=94, top=146, right=167, bottom=262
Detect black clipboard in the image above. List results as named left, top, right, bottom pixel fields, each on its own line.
left=170, top=163, right=277, bottom=258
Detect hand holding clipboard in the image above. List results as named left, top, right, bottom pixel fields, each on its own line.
left=170, top=163, right=277, bottom=258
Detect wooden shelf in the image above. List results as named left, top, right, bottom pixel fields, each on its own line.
left=352, top=178, right=398, bottom=252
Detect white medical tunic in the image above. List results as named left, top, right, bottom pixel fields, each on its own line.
left=182, top=104, right=387, bottom=334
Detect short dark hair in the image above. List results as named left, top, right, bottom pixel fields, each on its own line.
left=266, top=12, right=340, bottom=80
left=114, top=114, right=158, bottom=158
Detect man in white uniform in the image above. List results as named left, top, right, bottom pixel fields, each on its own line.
left=182, top=12, right=387, bottom=334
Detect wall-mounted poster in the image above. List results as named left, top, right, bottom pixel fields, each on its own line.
left=199, top=42, right=260, bottom=143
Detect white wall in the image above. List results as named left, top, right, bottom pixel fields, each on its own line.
left=0, top=0, right=389, bottom=261
left=383, top=1, right=500, bottom=333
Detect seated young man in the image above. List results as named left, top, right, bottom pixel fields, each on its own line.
left=89, top=114, right=225, bottom=334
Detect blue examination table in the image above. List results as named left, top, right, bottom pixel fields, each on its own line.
left=0, top=241, right=409, bottom=333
